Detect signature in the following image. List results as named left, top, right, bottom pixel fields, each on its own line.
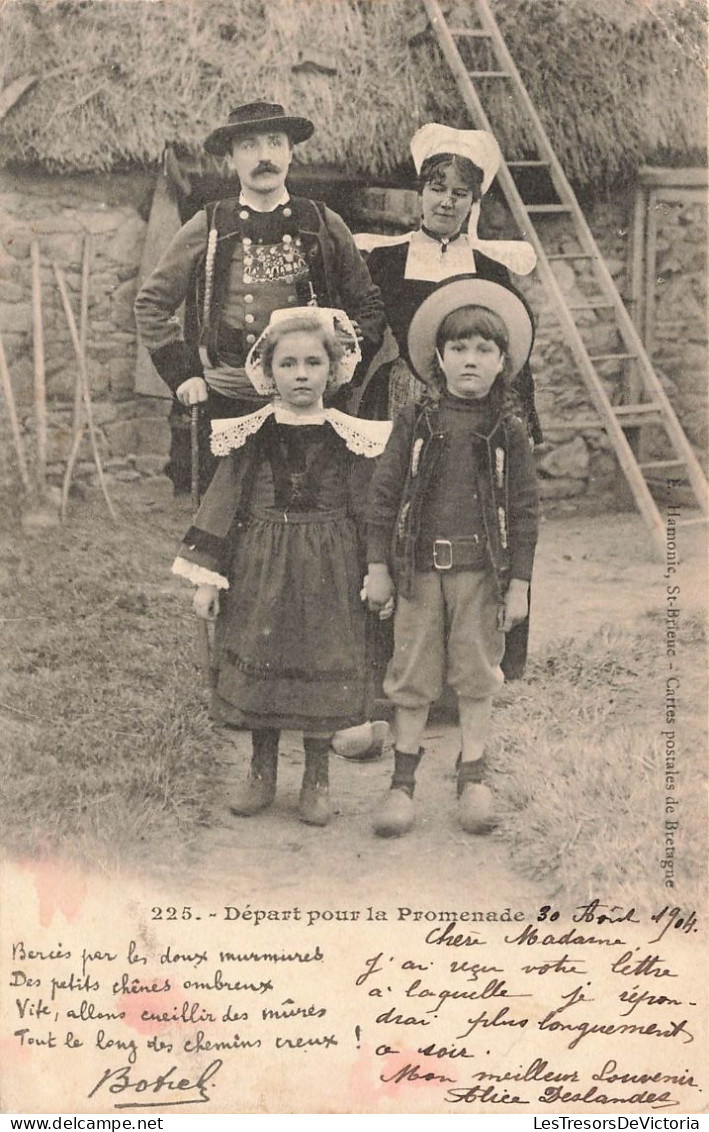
left=87, top=1059, right=223, bottom=1108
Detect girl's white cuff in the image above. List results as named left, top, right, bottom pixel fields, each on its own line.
left=172, top=557, right=229, bottom=589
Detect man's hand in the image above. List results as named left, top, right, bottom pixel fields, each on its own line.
left=501, top=578, right=529, bottom=632
left=193, top=584, right=220, bottom=621
left=366, top=563, right=395, bottom=615
left=176, top=376, right=208, bottom=406
left=337, top=320, right=363, bottom=348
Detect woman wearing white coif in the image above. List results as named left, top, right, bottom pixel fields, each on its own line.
left=356, top=123, right=541, bottom=681
left=356, top=123, right=541, bottom=445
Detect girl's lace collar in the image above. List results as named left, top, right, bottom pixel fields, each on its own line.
left=210, top=403, right=392, bottom=458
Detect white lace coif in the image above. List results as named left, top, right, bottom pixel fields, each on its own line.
left=244, top=307, right=362, bottom=394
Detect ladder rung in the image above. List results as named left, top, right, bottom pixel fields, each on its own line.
left=507, top=160, right=550, bottom=168
left=639, top=459, right=685, bottom=471
left=468, top=70, right=509, bottom=78
left=614, top=403, right=660, bottom=414
left=613, top=406, right=664, bottom=429
left=617, top=416, right=664, bottom=429
left=567, top=300, right=615, bottom=310
left=448, top=27, right=490, bottom=37
left=526, top=204, right=573, bottom=213
left=547, top=253, right=596, bottom=261
left=588, top=353, right=637, bottom=363
left=550, top=419, right=608, bottom=429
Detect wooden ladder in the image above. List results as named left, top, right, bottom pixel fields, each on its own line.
left=421, top=0, right=708, bottom=555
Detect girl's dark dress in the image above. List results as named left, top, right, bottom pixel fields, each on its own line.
left=175, top=412, right=383, bottom=733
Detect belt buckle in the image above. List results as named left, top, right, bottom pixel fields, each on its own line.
left=433, top=539, right=453, bottom=570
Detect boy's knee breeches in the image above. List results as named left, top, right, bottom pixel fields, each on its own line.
left=383, top=570, right=505, bottom=708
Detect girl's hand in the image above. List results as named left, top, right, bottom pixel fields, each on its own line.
left=193, top=584, right=220, bottom=621
left=365, top=564, right=395, bottom=614
left=377, top=595, right=395, bottom=621
left=501, top=579, right=529, bottom=632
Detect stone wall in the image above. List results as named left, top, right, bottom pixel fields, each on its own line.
left=648, top=193, right=707, bottom=458
left=357, top=183, right=707, bottom=508
left=0, top=168, right=706, bottom=514
left=511, top=197, right=636, bottom=506
left=0, top=167, right=170, bottom=510
left=468, top=190, right=706, bottom=506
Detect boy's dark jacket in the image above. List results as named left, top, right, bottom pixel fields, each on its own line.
left=367, top=397, right=539, bottom=601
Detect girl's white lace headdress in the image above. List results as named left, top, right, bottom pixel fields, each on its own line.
left=244, top=307, right=362, bottom=394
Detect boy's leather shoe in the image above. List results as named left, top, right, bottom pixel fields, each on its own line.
left=229, top=772, right=276, bottom=817
left=373, top=788, right=415, bottom=838
left=298, top=783, right=332, bottom=827
left=458, top=783, right=496, bottom=834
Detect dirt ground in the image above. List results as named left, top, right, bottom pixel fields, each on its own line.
left=141, top=479, right=707, bottom=910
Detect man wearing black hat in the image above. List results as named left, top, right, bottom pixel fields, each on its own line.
left=135, top=101, right=386, bottom=491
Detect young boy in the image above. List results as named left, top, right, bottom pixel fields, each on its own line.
left=365, top=277, right=539, bottom=837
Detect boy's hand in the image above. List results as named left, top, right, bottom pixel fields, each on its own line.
left=366, top=563, right=395, bottom=615
left=193, top=584, right=220, bottom=621
left=501, top=578, right=529, bottom=632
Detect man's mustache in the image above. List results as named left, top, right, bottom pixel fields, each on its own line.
left=252, top=161, right=282, bottom=175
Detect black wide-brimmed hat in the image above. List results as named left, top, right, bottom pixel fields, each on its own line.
left=408, top=276, right=534, bottom=382
left=204, top=100, right=315, bottom=155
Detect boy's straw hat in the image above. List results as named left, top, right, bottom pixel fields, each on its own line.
left=244, top=306, right=361, bottom=394
left=407, top=275, right=534, bottom=382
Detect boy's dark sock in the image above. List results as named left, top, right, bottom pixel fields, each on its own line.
left=391, top=749, right=423, bottom=798
left=457, top=756, right=486, bottom=797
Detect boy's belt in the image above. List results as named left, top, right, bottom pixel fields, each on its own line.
left=425, top=535, right=486, bottom=571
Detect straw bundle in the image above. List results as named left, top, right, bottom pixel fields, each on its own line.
left=0, top=0, right=705, bottom=187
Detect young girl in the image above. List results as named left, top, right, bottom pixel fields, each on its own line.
left=173, top=308, right=391, bottom=826
left=365, top=277, right=539, bottom=838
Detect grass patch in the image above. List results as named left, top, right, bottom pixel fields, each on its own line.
left=489, top=619, right=707, bottom=910
left=0, top=488, right=224, bottom=873
left=1, top=484, right=706, bottom=907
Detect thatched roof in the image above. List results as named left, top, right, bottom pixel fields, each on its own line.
left=0, top=0, right=705, bottom=187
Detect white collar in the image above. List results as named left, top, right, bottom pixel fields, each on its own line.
left=354, top=226, right=537, bottom=277
left=210, top=403, right=392, bottom=458
left=238, top=188, right=290, bottom=213
left=405, top=227, right=476, bottom=281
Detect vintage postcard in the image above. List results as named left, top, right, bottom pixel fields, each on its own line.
left=0, top=0, right=707, bottom=1117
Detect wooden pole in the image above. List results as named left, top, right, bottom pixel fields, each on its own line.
left=60, top=396, right=85, bottom=523
left=30, top=240, right=48, bottom=493
left=53, top=263, right=118, bottom=523
left=0, top=75, right=37, bottom=122
left=189, top=403, right=214, bottom=686
left=60, top=235, right=92, bottom=520
left=190, top=403, right=201, bottom=510
left=644, top=189, right=658, bottom=360
left=0, top=329, right=31, bottom=490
